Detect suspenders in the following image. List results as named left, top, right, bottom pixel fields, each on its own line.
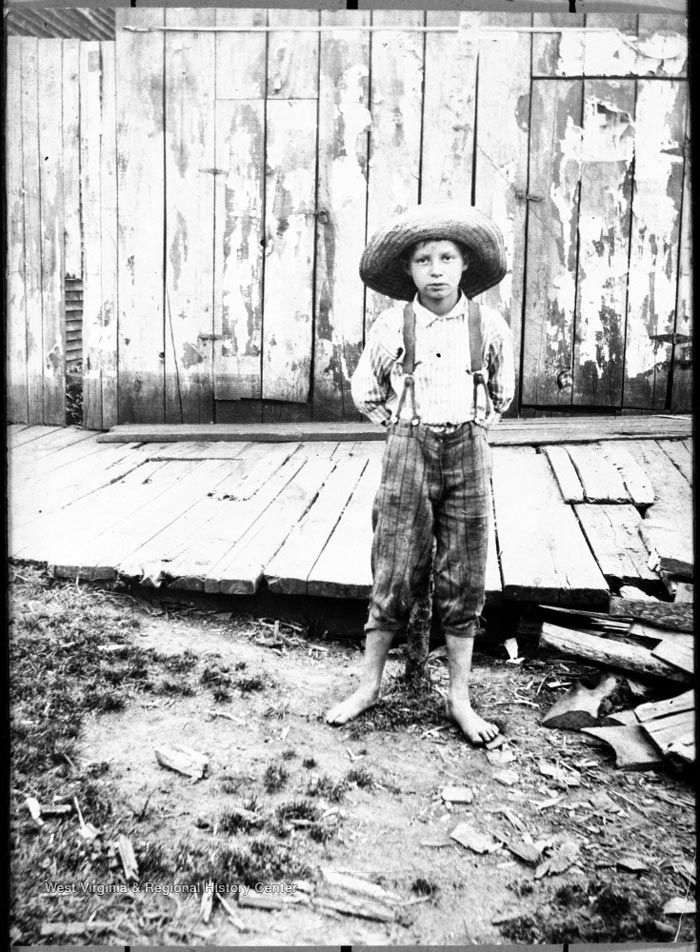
left=392, top=301, right=492, bottom=425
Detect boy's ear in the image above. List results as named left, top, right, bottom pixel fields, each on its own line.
left=402, top=258, right=413, bottom=275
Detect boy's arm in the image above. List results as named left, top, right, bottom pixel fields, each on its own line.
left=351, top=314, right=401, bottom=424
left=484, top=310, right=515, bottom=420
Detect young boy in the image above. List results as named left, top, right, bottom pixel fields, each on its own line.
left=325, top=203, right=514, bottom=745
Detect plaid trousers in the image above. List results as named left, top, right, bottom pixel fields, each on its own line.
left=366, top=421, right=492, bottom=639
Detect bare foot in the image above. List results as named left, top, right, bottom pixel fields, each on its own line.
left=325, top=684, right=380, bottom=725
left=446, top=697, right=500, bottom=746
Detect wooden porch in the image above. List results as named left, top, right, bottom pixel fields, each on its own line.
left=8, top=417, right=692, bottom=609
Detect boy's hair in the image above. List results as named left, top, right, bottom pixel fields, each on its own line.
left=400, top=238, right=470, bottom=268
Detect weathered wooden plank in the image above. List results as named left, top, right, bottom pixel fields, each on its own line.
left=50, top=459, right=231, bottom=580
left=671, top=115, right=691, bottom=413
left=540, top=623, right=689, bottom=683
left=597, top=442, right=655, bottom=507
left=215, top=7, right=266, bottom=100
left=634, top=689, right=694, bottom=723
left=115, top=8, right=165, bottom=423
left=96, top=414, right=692, bottom=445
left=6, top=38, right=28, bottom=422
left=38, top=39, right=66, bottom=426
left=609, top=596, right=692, bottom=632
left=115, top=458, right=251, bottom=583
left=642, top=709, right=694, bottom=751
left=565, top=443, right=631, bottom=502
left=542, top=445, right=584, bottom=502
left=572, top=79, right=634, bottom=407
left=62, top=39, right=82, bottom=280
left=521, top=79, right=582, bottom=407
left=420, top=11, right=478, bottom=203
left=143, top=441, right=253, bottom=461
left=492, top=447, right=609, bottom=605
left=266, top=455, right=366, bottom=594
left=213, top=99, right=264, bottom=403
left=213, top=10, right=265, bottom=406
left=307, top=455, right=381, bottom=598
left=473, top=13, right=531, bottom=417
left=625, top=440, right=692, bottom=576
left=261, top=98, right=317, bottom=403
left=651, top=639, right=694, bottom=676
left=14, top=458, right=171, bottom=561
left=45, top=460, right=209, bottom=579
left=164, top=9, right=216, bottom=424
left=581, top=725, right=664, bottom=770
left=80, top=41, right=104, bottom=430
left=365, top=10, right=424, bottom=327
left=313, top=9, right=370, bottom=421
left=211, top=458, right=337, bottom=595
left=657, top=439, right=692, bottom=484
left=624, top=80, right=687, bottom=409
left=581, top=14, right=638, bottom=78
left=165, top=448, right=305, bottom=590
left=574, top=504, right=657, bottom=585
left=636, top=15, right=688, bottom=78
left=10, top=427, right=97, bottom=475
left=21, top=38, right=44, bottom=423
left=99, top=42, right=119, bottom=429
left=267, top=9, right=319, bottom=100
left=8, top=425, right=64, bottom=448
left=532, top=12, right=585, bottom=77
left=10, top=442, right=146, bottom=521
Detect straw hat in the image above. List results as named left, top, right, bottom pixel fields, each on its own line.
left=359, top=202, right=507, bottom=300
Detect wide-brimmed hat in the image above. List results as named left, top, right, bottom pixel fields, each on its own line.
left=359, top=202, right=507, bottom=300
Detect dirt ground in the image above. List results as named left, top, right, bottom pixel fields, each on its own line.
left=8, top=565, right=696, bottom=946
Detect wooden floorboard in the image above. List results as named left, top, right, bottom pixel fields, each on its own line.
left=565, top=443, right=631, bottom=503
left=625, top=441, right=693, bottom=576
left=163, top=449, right=306, bottom=590
left=574, top=504, right=658, bottom=587
left=657, top=438, right=692, bottom=484
left=8, top=421, right=691, bottom=606
left=492, top=447, right=609, bottom=606
left=307, top=456, right=382, bottom=598
left=96, top=414, right=692, bottom=445
left=211, top=457, right=338, bottom=595
left=265, top=455, right=367, bottom=595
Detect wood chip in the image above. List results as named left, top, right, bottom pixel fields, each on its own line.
left=24, top=796, right=44, bottom=826
left=485, top=733, right=506, bottom=750
left=154, top=744, right=209, bottom=780
left=535, top=840, right=580, bottom=878
left=217, top=893, right=246, bottom=930
left=115, top=834, right=139, bottom=882
left=538, top=760, right=581, bottom=787
left=493, top=768, right=519, bottom=787
left=581, top=725, right=664, bottom=770
left=487, top=747, right=514, bottom=766
left=441, top=785, right=474, bottom=804
left=617, top=854, right=650, bottom=873
left=507, top=840, right=542, bottom=866
left=200, top=883, right=214, bottom=923
left=662, top=897, right=696, bottom=916
left=450, top=822, right=499, bottom=854
left=542, top=674, right=620, bottom=730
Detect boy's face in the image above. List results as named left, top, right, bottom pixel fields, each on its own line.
left=402, top=239, right=468, bottom=312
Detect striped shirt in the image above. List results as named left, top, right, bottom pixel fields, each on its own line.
left=351, top=293, right=514, bottom=426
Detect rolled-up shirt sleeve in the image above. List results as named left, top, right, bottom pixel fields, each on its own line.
left=483, top=308, right=515, bottom=417
left=350, top=313, right=402, bottom=424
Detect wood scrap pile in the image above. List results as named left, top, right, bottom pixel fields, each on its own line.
left=533, top=600, right=695, bottom=772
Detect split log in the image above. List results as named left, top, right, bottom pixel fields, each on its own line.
left=539, top=623, right=691, bottom=683
left=602, top=708, right=638, bottom=727
left=542, top=673, right=620, bottom=730
left=581, top=725, right=664, bottom=769
left=608, top=598, right=693, bottom=633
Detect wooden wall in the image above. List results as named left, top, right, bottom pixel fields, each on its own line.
left=5, top=11, right=691, bottom=428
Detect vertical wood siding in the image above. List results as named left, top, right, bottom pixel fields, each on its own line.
left=5, top=14, right=692, bottom=426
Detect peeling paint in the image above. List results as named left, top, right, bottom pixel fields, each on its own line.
left=181, top=341, right=203, bottom=369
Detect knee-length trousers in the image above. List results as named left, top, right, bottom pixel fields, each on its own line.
left=365, top=420, right=492, bottom=639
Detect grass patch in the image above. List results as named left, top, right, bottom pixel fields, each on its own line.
left=345, top=766, right=375, bottom=790
left=306, top=773, right=347, bottom=803
left=345, top=674, right=445, bottom=738
left=500, top=879, right=679, bottom=944
left=263, top=763, right=289, bottom=793
left=235, top=674, right=267, bottom=694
